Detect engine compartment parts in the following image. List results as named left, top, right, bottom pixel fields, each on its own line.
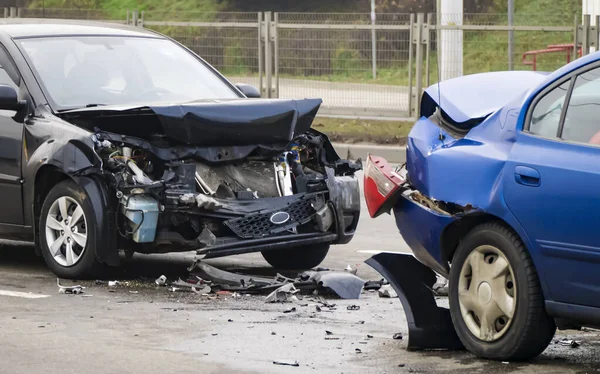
left=89, top=124, right=361, bottom=258
left=121, top=195, right=160, bottom=243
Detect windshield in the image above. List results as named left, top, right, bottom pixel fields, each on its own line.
left=17, top=36, right=240, bottom=110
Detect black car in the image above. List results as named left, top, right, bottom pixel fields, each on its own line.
left=0, top=19, right=361, bottom=278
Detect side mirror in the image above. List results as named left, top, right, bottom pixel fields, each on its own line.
left=0, top=85, right=26, bottom=120
left=235, top=83, right=261, bottom=99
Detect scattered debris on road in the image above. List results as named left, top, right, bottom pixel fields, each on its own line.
left=307, top=271, right=365, bottom=299
left=344, top=264, right=358, bottom=275
left=325, top=330, right=334, bottom=335
left=347, top=305, right=360, bottom=311
left=378, top=284, right=398, bottom=298
left=393, top=333, right=403, bottom=340
left=283, top=307, right=297, bottom=314
left=155, top=275, right=167, bottom=286
left=57, top=278, right=84, bottom=294
left=187, top=260, right=367, bottom=299
left=273, top=360, right=300, bottom=367
left=557, top=339, right=581, bottom=348
left=265, top=283, right=299, bottom=303
left=433, top=276, right=449, bottom=296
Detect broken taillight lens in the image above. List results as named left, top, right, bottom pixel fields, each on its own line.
left=364, top=154, right=405, bottom=218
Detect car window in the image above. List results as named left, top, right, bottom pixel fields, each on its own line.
left=17, top=36, right=239, bottom=110
left=0, top=45, right=20, bottom=91
left=561, top=68, right=600, bottom=144
left=529, top=80, right=570, bottom=138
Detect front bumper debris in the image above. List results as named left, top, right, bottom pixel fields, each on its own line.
left=365, top=252, right=464, bottom=351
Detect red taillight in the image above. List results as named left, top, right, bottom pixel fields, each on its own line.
left=364, top=154, right=405, bottom=218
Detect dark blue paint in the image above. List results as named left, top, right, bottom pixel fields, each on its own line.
left=396, top=50, right=600, bottom=320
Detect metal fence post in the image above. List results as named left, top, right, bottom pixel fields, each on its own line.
left=126, top=9, right=130, bottom=25
left=273, top=12, right=279, bottom=98
left=412, top=13, right=425, bottom=118
left=574, top=14, right=579, bottom=61
left=371, top=0, right=377, bottom=79
left=132, top=10, right=139, bottom=27
left=583, top=14, right=590, bottom=56
left=407, top=14, right=415, bottom=118
left=258, top=12, right=264, bottom=98
left=508, top=0, right=514, bottom=70
left=16, top=7, right=21, bottom=18
left=3, top=8, right=8, bottom=18
left=139, top=11, right=145, bottom=28
left=9, top=7, right=16, bottom=18
left=264, top=11, right=272, bottom=99
left=425, top=13, right=432, bottom=88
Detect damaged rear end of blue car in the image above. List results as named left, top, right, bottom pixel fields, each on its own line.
left=363, top=67, right=589, bottom=361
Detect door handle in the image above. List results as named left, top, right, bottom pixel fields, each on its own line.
left=515, top=166, right=540, bottom=187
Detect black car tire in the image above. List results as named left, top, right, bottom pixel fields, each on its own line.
left=39, top=180, right=103, bottom=279
left=261, top=244, right=330, bottom=270
left=448, top=222, right=556, bottom=361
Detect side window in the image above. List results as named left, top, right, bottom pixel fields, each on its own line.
left=529, top=80, right=570, bottom=138
left=561, top=67, right=600, bottom=144
left=0, top=45, right=20, bottom=91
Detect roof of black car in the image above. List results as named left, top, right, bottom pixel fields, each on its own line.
left=0, top=19, right=161, bottom=38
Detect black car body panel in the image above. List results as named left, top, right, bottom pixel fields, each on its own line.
left=60, top=98, right=322, bottom=147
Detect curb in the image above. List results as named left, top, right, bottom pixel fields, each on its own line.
left=333, top=143, right=406, bottom=164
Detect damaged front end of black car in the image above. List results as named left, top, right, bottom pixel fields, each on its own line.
left=52, top=98, right=361, bottom=273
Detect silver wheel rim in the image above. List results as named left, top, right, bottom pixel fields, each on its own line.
left=45, top=196, right=88, bottom=267
left=458, top=245, right=516, bottom=342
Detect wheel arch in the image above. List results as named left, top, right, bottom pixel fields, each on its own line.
left=441, top=212, right=523, bottom=265
left=33, top=166, right=119, bottom=267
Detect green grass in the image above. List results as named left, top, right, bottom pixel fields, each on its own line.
left=313, top=116, right=413, bottom=145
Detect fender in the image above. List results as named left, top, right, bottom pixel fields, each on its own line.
left=24, top=137, right=100, bottom=226
left=72, top=175, right=119, bottom=266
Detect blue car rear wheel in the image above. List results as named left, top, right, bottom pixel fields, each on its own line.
left=448, top=222, right=556, bottom=361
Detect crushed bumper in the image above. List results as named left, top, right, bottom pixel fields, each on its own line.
left=198, top=173, right=360, bottom=258
left=393, top=192, right=457, bottom=278
left=365, top=252, right=463, bottom=351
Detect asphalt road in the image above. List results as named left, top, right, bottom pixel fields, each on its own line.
left=1, top=173, right=600, bottom=373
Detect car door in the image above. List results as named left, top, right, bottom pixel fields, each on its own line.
left=0, top=44, right=24, bottom=225
left=504, top=64, right=600, bottom=308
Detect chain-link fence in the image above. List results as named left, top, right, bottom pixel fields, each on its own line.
left=0, top=7, right=585, bottom=118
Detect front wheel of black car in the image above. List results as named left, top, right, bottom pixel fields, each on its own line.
left=448, top=222, right=556, bottom=361
left=39, top=180, right=102, bottom=279
left=261, top=244, right=330, bottom=270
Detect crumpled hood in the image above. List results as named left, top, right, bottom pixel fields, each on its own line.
left=59, top=98, right=322, bottom=147
left=423, top=71, right=549, bottom=124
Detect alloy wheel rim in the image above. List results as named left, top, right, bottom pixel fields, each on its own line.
left=45, top=196, right=88, bottom=267
left=458, top=245, right=516, bottom=342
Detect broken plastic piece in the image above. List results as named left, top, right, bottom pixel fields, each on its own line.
left=344, top=264, right=358, bottom=275
left=347, top=305, right=360, bottom=311
left=155, top=275, right=167, bottom=286
left=365, top=252, right=464, bottom=351
left=273, top=360, right=299, bottom=367
left=393, top=333, right=403, bottom=340
left=108, top=281, right=120, bottom=287
left=57, top=278, right=85, bottom=294
left=378, top=284, right=398, bottom=298
left=309, top=271, right=365, bottom=299
left=265, top=283, right=299, bottom=303
left=558, top=339, right=581, bottom=348
left=195, top=194, right=222, bottom=210
left=189, top=261, right=274, bottom=288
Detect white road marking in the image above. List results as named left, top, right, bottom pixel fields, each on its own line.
left=0, top=290, right=50, bottom=299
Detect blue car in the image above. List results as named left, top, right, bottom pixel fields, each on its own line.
left=364, top=53, right=600, bottom=361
